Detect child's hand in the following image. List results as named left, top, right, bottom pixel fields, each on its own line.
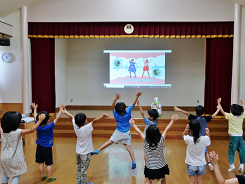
left=239, top=99, right=244, bottom=105
left=60, top=103, right=65, bottom=109
left=59, top=107, right=66, bottom=114
left=205, top=128, right=210, bottom=135
left=209, top=151, right=219, bottom=166
left=171, top=114, right=179, bottom=121
left=129, top=118, right=135, bottom=125
left=32, top=102, right=38, bottom=109
left=173, top=106, right=180, bottom=112
left=38, top=114, right=46, bottom=121
left=115, top=93, right=121, bottom=99
left=217, top=98, right=221, bottom=104
left=136, top=91, right=142, bottom=97
left=137, top=100, right=140, bottom=106
left=102, top=113, right=109, bottom=118
left=185, top=124, right=190, bottom=132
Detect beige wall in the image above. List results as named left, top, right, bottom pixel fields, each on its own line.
left=0, top=10, right=22, bottom=103
left=54, top=38, right=206, bottom=107
left=55, top=38, right=68, bottom=107
left=28, top=0, right=234, bottom=22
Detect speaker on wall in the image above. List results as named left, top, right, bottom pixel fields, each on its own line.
left=0, top=38, right=10, bottom=46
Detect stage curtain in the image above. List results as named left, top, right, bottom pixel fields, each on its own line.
left=31, top=38, right=56, bottom=113
left=28, top=22, right=234, bottom=39
left=204, top=38, right=233, bottom=114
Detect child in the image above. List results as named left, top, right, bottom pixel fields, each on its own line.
left=91, top=92, right=142, bottom=169
left=0, top=111, right=45, bottom=184
left=60, top=105, right=109, bottom=184
left=137, top=100, right=159, bottom=135
left=141, top=58, right=153, bottom=78
left=217, top=98, right=245, bottom=172
left=129, top=114, right=179, bottom=184
left=209, top=151, right=243, bottom=184
left=183, top=120, right=211, bottom=184
left=32, top=102, right=62, bottom=182
left=174, top=105, right=220, bottom=171
left=128, top=59, right=137, bottom=78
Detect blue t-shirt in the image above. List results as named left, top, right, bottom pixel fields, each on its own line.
left=188, top=114, right=212, bottom=136
left=36, top=121, right=55, bottom=147
left=113, top=105, right=133, bottom=133
left=143, top=117, right=158, bottom=135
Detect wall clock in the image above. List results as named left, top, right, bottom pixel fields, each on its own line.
left=2, top=52, right=11, bottom=63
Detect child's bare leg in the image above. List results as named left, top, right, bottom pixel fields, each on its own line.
left=147, top=71, right=150, bottom=78
left=39, top=163, right=45, bottom=177
left=146, top=178, right=153, bottom=184
left=126, top=144, right=135, bottom=162
left=144, top=153, right=147, bottom=164
left=47, top=165, right=52, bottom=178
left=189, top=175, right=196, bottom=184
left=161, top=178, right=166, bottom=184
left=197, top=175, right=203, bottom=184
left=98, top=140, right=114, bottom=152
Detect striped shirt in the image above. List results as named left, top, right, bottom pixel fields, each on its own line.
left=225, top=112, right=245, bottom=135
left=144, top=136, right=166, bottom=169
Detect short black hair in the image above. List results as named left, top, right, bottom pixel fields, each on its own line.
left=230, top=104, right=244, bottom=116
left=75, top=113, right=87, bottom=126
left=115, top=102, right=126, bottom=114
left=195, top=105, right=205, bottom=116
left=148, top=109, right=159, bottom=120
left=36, top=111, right=50, bottom=125
left=1, top=111, right=22, bottom=133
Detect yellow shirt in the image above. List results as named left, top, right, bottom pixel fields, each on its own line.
left=225, top=112, right=245, bottom=135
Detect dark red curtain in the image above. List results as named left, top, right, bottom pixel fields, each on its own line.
left=28, top=22, right=234, bottom=38
left=31, top=38, right=56, bottom=113
left=204, top=38, right=233, bottom=114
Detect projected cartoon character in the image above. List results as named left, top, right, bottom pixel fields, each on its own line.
left=128, top=59, right=137, bottom=78
left=142, top=58, right=153, bottom=78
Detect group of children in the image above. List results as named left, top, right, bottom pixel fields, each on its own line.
left=0, top=92, right=245, bottom=184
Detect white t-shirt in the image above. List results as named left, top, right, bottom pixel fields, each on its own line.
left=184, top=135, right=211, bottom=166
left=72, top=118, right=94, bottom=155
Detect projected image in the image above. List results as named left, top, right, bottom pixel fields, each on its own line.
left=104, top=50, right=172, bottom=88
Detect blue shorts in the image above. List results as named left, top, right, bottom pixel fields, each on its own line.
left=187, top=164, right=206, bottom=176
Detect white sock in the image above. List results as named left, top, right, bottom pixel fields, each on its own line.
left=240, top=164, right=244, bottom=168
left=228, top=164, right=235, bottom=172
left=238, top=164, right=244, bottom=172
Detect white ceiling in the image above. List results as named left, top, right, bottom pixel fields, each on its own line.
left=0, top=0, right=244, bottom=18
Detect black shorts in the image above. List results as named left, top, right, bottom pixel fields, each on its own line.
left=35, top=144, right=53, bottom=165
left=144, top=164, right=170, bottom=180
left=236, top=175, right=245, bottom=184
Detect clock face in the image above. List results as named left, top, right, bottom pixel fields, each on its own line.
left=2, top=52, right=11, bottom=63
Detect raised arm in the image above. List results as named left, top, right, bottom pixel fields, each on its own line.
left=212, top=106, right=221, bottom=118
left=132, top=91, right=142, bottom=107
left=32, top=102, right=38, bottom=121
left=239, top=99, right=245, bottom=112
left=205, top=128, right=211, bottom=140
left=91, top=113, right=109, bottom=126
left=21, top=114, right=45, bottom=135
left=182, top=124, right=190, bottom=138
left=111, top=93, right=120, bottom=112
left=174, top=106, right=190, bottom=116
left=53, top=106, right=62, bottom=125
left=154, top=100, right=158, bottom=112
left=60, top=104, right=74, bottom=120
left=129, top=118, right=145, bottom=140
left=209, top=151, right=239, bottom=184
left=217, top=98, right=226, bottom=116
left=162, top=114, right=178, bottom=139
left=137, top=100, right=145, bottom=118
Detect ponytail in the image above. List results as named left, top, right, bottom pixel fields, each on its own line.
left=188, top=120, right=201, bottom=144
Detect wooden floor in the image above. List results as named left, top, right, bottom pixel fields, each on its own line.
left=0, top=138, right=243, bottom=184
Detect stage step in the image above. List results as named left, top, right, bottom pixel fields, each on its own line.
left=52, top=118, right=245, bottom=140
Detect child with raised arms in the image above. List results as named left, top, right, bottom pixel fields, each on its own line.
left=129, top=114, right=179, bottom=184
left=218, top=98, right=245, bottom=172
left=0, top=111, right=45, bottom=184
left=174, top=104, right=220, bottom=171
left=32, top=102, right=62, bottom=182
left=60, top=104, right=109, bottom=184
left=91, top=91, right=142, bottom=169
left=183, top=120, right=211, bottom=184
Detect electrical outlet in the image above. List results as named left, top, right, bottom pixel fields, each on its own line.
left=197, top=100, right=199, bottom=103
left=70, top=99, right=73, bottom=102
